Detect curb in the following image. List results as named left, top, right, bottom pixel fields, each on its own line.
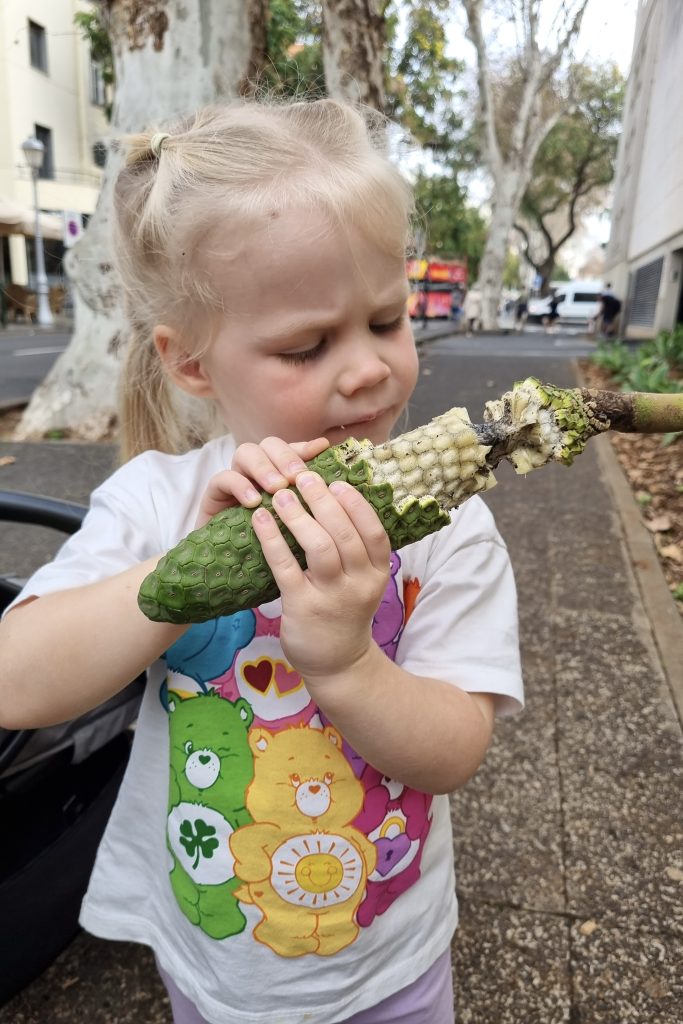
left=0, top=399, right=27, bottom=414
left=574, top=362, right=683, bottom=729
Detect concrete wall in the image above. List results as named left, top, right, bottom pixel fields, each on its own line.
left=604, top=0, right=683, bottom=338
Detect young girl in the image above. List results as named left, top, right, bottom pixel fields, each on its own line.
left=0, top=99, right=523, bottom=1024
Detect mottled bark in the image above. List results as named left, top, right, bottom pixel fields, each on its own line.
left=16, top=0, right=258, bottom=441
left=321, top=0, right=386, bottom=110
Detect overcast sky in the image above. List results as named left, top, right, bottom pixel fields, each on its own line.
left=574, top=0, right=639, bottom=73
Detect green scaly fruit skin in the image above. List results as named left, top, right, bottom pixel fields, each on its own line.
left=527, top=378, right=604, bottom=464
left=138, top=443, right=450, bottom=625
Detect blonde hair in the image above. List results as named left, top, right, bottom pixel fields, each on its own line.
left=112, top=98, right=415, bottom=460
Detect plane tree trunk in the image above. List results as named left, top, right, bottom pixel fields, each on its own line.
left=15, top=0, right=263, bottom=441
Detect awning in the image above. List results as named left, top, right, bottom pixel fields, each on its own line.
left=0, top=196, right=65, bottom=241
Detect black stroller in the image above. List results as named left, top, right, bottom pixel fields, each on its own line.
left=0, top=490, right=144, bottom=1005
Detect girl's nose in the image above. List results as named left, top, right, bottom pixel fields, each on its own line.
left=336, top=338, right=391, bottom=396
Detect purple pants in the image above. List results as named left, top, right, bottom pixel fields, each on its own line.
left=157, top=947, right=455, bottom=1024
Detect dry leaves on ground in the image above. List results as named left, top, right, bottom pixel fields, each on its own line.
left=579, top=360, right=683, bottom=617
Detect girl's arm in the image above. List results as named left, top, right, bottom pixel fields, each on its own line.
left=0, top=557, right=187, bottom=730
left=304, top=650, right=495, bottom=795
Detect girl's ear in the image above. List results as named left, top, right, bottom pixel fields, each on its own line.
left=153, top=325, right=216, bottom=399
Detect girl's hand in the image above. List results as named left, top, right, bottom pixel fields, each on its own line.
left=195, top=436, right=329, bottom=528
left=251, top=471, right=392, bottom=683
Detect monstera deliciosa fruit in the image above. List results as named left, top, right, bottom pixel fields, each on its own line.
left=138, top=378, right=683, bottom=624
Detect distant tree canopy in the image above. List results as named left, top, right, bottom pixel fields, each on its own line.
left=515, top=61, right=625, bottom=290
left=412, top=172, right=487, bottom=279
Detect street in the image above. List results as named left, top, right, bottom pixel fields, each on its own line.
left=0, top=328, right=69, bottom=409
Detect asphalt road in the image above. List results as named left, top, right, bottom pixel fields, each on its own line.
left=0, top=329, right=70, bottom=409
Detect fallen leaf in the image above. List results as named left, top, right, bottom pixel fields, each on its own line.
left=660, top=543, right=683, bottom=563
left=579, top=919, right=599, bottom=936
left=665, top=866, right=683, bottom=882
left=0, top=456, right=16, bottom=467
left=645, top=514, right=672, bottom=533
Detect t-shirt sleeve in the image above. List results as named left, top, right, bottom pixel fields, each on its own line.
left=396, top=497, right=524, bottom=717
left=2, top=459, right=159, bottom=615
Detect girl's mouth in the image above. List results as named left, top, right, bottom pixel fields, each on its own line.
left=329, top=408, right=389, bottom=433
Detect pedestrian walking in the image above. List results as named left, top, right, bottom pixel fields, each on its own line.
left=0, top=98, right=523, bottom=1024
left=598, top=284, right=622, bottom=337
left=463, top=285, right=483, bottom=335
left=514, top=293, right=528, bottom=331
left=543, top=291, right=561, bottom=333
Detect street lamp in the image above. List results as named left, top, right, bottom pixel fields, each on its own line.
left=21, top=135, right=54, bottom=327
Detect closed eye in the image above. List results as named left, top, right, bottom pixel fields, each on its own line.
left=278, top=339, right=327, bottom=365
left=370, top=313, right=406, bottom=335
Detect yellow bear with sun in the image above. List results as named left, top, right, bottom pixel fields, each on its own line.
left=229, top=724, right=376, bottom=957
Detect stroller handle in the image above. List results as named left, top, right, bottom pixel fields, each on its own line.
left=0, top=490, right=87, bottom=534
left=0, top=491, right=87, bottom=774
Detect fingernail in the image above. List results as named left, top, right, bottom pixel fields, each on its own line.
left=245, top=487, right=261, bottom=503
left=252, top=507, right=271, bottom=523
left=288, top=460, right=306, bottom=474
left=296, top=472, right=318, bottom=489
left=274, top=488, right=296, bottom=506
left=329, top=481, right=347, bottom=495
left=266, top=471, right=286, bottom=489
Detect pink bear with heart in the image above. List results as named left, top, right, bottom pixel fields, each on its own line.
left=352, top=764, right=433, bottom=927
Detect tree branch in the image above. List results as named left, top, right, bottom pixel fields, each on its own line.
left=462, top=0, right=502, bottom=177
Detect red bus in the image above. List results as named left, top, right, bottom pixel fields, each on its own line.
left=407, top=259, right=468, bottom=319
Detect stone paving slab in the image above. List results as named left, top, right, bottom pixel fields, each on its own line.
left=1, top=932, right=169, bottom=1024
left=570, top=920, right=683, bottom=1023
left=452, top=899, right=571, bottom=1024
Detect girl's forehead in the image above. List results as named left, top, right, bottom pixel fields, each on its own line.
left=206, top=207, right=407, bottom=317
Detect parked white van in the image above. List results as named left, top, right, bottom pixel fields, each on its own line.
left=527, top=280, right=602, bottom=324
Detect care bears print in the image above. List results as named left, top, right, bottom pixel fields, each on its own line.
left=162, top=554, right=433, bottom=956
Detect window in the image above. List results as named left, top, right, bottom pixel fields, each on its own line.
left=90, top=52, right=106, bottom=106
left=28, top=20, right=48, bottom=73
left=34, top=124, right=54, bottom=180
left=574, top=292, right=600, bottom=303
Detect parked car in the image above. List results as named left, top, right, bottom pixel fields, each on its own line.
left=527, top=280, right=602, bottom=325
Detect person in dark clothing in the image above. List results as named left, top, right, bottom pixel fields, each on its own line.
left=543, top=292, right=560, bottom=333
left=599, top=285, right=622, bottom=337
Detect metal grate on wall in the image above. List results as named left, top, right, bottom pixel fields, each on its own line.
left=626, top=256, right=664, bottom=327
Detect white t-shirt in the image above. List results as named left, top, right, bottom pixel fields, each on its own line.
left=8, top=435, right=523, bottom=1024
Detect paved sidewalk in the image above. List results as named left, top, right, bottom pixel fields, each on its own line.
left=1, top=345, right=682, bottom=1023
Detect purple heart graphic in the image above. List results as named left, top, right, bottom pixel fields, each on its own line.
left=374, top=833, right=411, bottom=877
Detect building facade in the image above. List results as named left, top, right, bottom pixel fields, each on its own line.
left=605, top=0, right=683, bottom=338
left=0, top=0, right=109, bottom=290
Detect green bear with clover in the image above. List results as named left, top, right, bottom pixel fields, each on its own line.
left=167, top=690, right=254, bottom=939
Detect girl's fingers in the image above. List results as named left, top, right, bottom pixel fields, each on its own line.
left=232, top=437, right=330, bottom=493
left=294, top=472, right=371, bottom=574
left=197, top=470, right=264, bottom=526
left=251, top=507, right=306, bottom=594
left=271, top=486, right=343, bottom=580
left=325, top=479, right=392, bottom=572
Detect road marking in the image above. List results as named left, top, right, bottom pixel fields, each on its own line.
left=12, top=346, right=67, bottom=357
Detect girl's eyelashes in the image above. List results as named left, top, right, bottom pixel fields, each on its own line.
left=278, top=339, right=327, bottom=365
left=371, top=313, right=406, bottom=334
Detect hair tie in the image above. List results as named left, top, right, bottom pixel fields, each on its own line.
left=150, top=132, right=170, bottom=158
